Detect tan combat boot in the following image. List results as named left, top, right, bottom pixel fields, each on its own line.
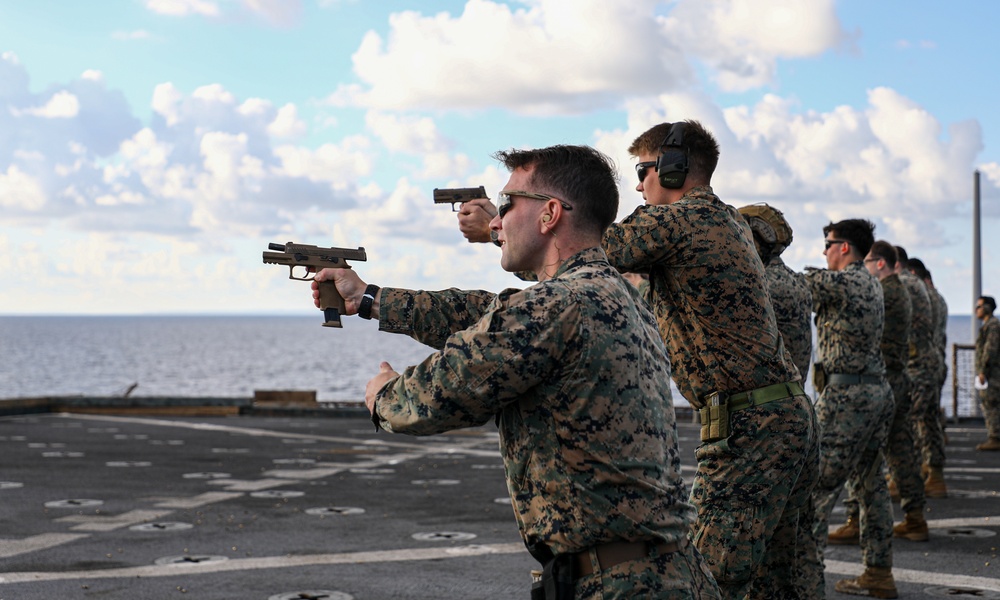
left=887, top=476, right=900, bottom=502
left=828, top=516, right=860, bottom=545
left=976, top=437, right=1000, bottom=451
left=834, top=567, right=898, bottom=599
left=924, top=467, right=947, bottom=498
left=893, top=510, right=929, bottom=541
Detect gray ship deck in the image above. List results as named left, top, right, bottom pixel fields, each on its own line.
left=1, top=410, right=998, bottom=599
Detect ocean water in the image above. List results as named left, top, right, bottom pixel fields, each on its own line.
left=0, top=314, right=979, bottom=413
left=0, top=315, right=432, bottom=402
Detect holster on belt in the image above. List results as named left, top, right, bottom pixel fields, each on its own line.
left=699, top=391, right=730, bottom=443
left=529, top=554, right=575, bottom=600
left=813, top=362, right=827, bottom=394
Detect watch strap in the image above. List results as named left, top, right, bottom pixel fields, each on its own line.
left=359, top=284, right=379, bottom=320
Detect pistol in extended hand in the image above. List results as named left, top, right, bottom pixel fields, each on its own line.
left=433, top=186, right=488, bottom=211
left=263, top=242, right=367, bottom=328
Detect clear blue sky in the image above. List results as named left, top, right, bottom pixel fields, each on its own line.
left=0, top=0, right=997, bottom=316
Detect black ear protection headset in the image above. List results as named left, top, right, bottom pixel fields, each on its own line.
left=656, top=122, right=689, bottom=189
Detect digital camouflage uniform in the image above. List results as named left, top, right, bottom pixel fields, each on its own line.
left=906, top=280, right=946, bottom=471
left=975, top=316, right=1000, bottom=440
left=843, top=273, right=926, bottom=521
left=915, top=286, right=948, bottom=469
left=805, top=261, right=894, bottom=598
left=934, top=288, right=949, bottom=387
left=602, top=186, right=819, bottom=600
left=765, top=256, right=814, bottom=382
left=373, top=248, right=720, bottom=600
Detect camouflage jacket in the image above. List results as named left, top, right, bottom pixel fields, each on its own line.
left=975, top=317, right=1000, bottom=376
left=805, top=261, right=886, bottom=377
left=766, top=257, right=814, bottom=381
left=899, top=272, right=937, bottom=383
left=375, top=247, right=694, bottom=554
left=880, top=273, right=912, bottom=375
left=601, top=186, right=799, bottom=408
left=929, top=285, right=949, bottom=362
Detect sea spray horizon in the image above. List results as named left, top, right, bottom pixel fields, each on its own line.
left=0, top=314, right=977, bottom=411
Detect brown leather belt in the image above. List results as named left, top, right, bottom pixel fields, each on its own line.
left=572, top=538, right=686, bottom=578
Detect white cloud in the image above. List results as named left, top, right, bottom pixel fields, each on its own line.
left=146, top=0, right=220, bottom=18
left=0, top=165, right=47, bottom=210
left=419, top=151, right=473, bottom=180
left=329, top=0, right=847, bottom=112
left=267, top=104, right=307, bottom=139
left=13, top=90, right=80, bottom=118
left=664, top=0, right=848, bottom=92
left=330, top=0, right=691, bottom=114
left=363, top=111, right=475, bottom=180
left=152, top=83, right=184, bottom=126
left=365, top=111, right=448, bottom=154
left=242, top=0, right=302, bottom=26
left=273, top=136, right=374, bottom=183
left=191, top=83, right=236, bottom=105
left=1, top=65, right=378, bottom=238
left=145, top=0, right=301, bottom=26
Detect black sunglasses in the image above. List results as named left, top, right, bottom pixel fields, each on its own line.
left=824, top=239, right=851, bottom=250
left=496, top=190, right=573, bottom=219
left=635, top=161, right=657, bottom=183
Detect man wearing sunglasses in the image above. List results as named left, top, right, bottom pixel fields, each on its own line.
left=831, top=240, right=931, bottom=548
left=599, top=121, right=819, bottom=600
left=310, top=144, right=720, bottom=599
left=974, top=295, right=1000, bottom=451
left=804, top=219, right=897, bottom=598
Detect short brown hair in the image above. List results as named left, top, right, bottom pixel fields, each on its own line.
left=869, top=240, right=897, bottom=268
left=492, top=144, right=619, bottom=233
left=628, top=120, right=720, bottom=184
left=823, top=219, right=876, bottom=257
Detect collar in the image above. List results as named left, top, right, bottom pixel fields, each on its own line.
left=550, top=247, right=609, bottom=279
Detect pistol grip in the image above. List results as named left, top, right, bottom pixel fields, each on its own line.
left=318, top=280, right=346, bottom=328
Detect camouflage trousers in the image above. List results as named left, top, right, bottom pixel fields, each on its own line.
left=805, top=380, right=895, bottom=598
left=574, top=541, right=722, bottom=599
left=844, top=371, right=926, bottom=518
left=910, top=379, right=946, bottom=468
left=690, top=394, right=819, bottom=600
left=979, top=376, right=1000, bottom=439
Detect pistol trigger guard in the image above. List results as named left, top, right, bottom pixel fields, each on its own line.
left=288, top=265, right=315, bottom=281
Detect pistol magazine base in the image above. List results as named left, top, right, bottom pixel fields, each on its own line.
left=322, top=308, right=344, bottom=328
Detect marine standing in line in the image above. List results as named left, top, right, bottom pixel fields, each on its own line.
left=804, top=219, right=897, bottom=599
left=829, top=241, right=929, bottom=548
left=928, top=266, right=950, bottom=444
left=974, top=296, right=1000, bottom=451
left=453, top=122, right=820, bottom=599
left=903, top=254, right=949, bottom=498
left=738, top=203, right=814, bottom=381
left=316, top=144, right=720, bottom=599
left=915, top=260, right=950, bottom=437
left=599, top=121, right=818, bottom=600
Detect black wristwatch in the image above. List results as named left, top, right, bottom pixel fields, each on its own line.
left=359, top=284, right=379, bottom=320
